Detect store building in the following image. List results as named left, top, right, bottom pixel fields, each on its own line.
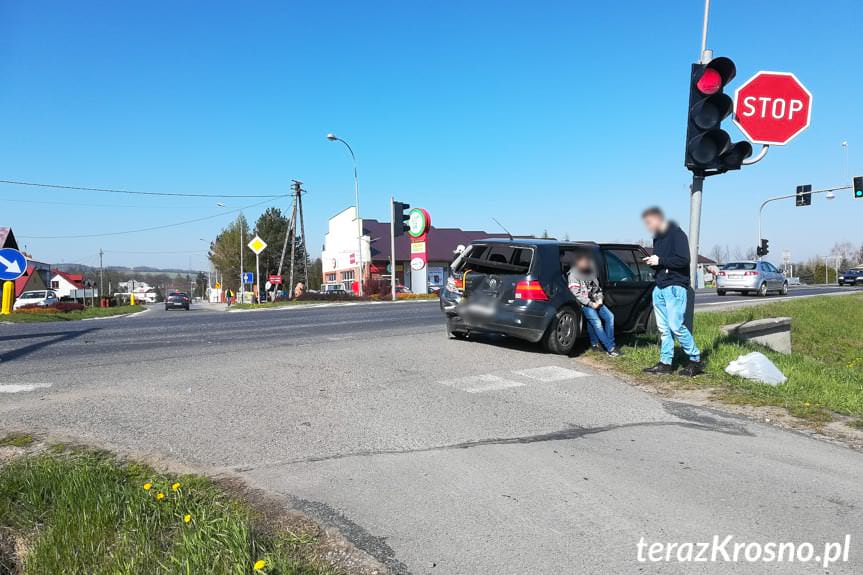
left=321, top=207, right=510, bottom=294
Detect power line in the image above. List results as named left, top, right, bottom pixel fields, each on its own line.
left=0, top=179, right=283, bottom=199
left=19, top=196, right=285, bottom=239
left=0, top=198, right=229, bottom=209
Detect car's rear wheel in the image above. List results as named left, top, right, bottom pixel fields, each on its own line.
left=717, top=290, right=726, bottom=296
left=446, top=317, right=468, bottom=340
left=758, top=282, right=768, bottom=297
left=544, top=307, right=578, bottom=355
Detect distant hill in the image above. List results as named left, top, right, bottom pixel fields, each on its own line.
left=55, top=263, right=200, bottom=277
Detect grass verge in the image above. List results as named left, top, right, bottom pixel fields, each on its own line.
left=3, top=305, right=143, bottom=323
left=0, top=448, right=334, bottom=575
left=598, top=294, right=863, bottom=423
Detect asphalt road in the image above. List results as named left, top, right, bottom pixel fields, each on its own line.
left=1, top=286, right=862, bottom=574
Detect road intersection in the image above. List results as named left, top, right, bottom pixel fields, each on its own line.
left=1, top=287, right=861, bottom=573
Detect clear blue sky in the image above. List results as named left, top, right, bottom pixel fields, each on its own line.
left=1, top=0, right=860, bottom=270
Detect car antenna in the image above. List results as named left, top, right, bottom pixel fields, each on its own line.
left=491, top=217, right=513, bottom=240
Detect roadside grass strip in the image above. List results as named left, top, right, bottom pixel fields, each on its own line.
left=2, top=305, right=143, bottom=323
left=604, top=293, right=863, bottom=424
left=0, top=447, right=335, bottom=575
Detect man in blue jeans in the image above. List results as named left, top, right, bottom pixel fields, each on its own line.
left=640, top=207, right=704, bottom=376
left=568, top=252, right=622, bottom=357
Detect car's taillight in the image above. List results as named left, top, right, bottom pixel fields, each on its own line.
left=743, top=271, right=758, bottom=276
left=717, top=271, right=726, bottom=276
left=514, top=280, right=548, bottom=301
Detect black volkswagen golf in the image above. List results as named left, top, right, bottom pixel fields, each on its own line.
left=440, top=239, right=656, bottom=354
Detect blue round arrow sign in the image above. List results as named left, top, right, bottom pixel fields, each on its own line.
left=0, top=248, right=27, bottom=281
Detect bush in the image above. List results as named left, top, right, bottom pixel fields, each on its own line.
left=14, top=302, right=86, bottom=314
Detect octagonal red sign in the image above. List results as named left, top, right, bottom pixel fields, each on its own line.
left=733, top=71, right=812, bottom=146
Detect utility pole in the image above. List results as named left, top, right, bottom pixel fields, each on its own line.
left=297, top=184, right=308, bottom=288
left=275, top=181, right=301, bottom=300
left=99, top=248, right=104, bottom=303
left=288, top=184, right=300, bottom=298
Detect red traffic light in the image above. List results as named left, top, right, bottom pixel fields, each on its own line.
left=696, top=68, right=722, bottom=94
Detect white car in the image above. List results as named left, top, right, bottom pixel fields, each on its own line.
left=13, top=290, right=60, bottom=310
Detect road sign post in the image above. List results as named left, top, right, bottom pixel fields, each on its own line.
left=0, top=248, right=27, bottom=315
left=247, top=236, right=267, bottom=304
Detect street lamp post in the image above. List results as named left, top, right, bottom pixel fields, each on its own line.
left=327, top=133, right=364, bottom=297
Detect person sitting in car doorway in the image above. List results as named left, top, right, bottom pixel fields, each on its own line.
left=567, top=252, right=622, bottom=357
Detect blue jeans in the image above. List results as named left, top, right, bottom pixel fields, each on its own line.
left=582, top=304, right=615, bottom=351
left=652, top=285, right=700, bottom=365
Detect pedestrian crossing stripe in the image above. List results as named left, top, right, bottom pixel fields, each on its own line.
left=438, top=366, right=589, bottom=393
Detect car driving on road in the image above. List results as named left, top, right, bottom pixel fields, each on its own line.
left=439, top=239, right=656, bottom=354
left=715, top=261, right=788, bottom=296
left=12, top=290, right=60, bottom=311
left=839, top=266, right=863, bottom=286
left=165, top=292, right=191, bottom=311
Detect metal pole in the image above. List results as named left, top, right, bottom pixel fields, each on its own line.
left=390, top=196, right=396, bottom=301
left=240, top=217, right=245, bottom=303
left=688, top=174, right=704, bottom=287
left=331, top=137, right=363, bottom=296
left=255, top=253, right=260, bottom=304
left=700, top=0, right=711, bottom=60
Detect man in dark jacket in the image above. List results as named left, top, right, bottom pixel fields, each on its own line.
left=640, top=207, right=703, bottom=376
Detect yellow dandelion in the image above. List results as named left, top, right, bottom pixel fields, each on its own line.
left=156, top=492, right=165, bottom=501
left=803, top=402, right=811, bottom=407
left=171, top=482, right=182, bottom=491
left=253, top=559, right=266, bottom=571
left=183, top=514, right=191, bottom=523
left=143, top=482, right=152, bottom=491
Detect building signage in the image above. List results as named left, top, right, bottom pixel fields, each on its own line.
left=407, top=208, right=431, bottom=239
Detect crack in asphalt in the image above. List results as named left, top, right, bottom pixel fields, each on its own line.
left=233, top=418, right=752, bottom=472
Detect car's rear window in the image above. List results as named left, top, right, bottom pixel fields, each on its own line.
left=455, top=244, right=534, bottom=275
left=723, top=263, right=757, bottom=270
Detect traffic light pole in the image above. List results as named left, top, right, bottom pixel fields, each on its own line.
left=390, top=196, right=397, bottom=302
left=687, top=174, right=705, bottom=288
left=756, top=185, right=850, bottom=259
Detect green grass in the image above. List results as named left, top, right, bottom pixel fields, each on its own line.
left=600, top=294, right=863, bottom=422
left=0, top=450, right=334, bottom=575
left=0, top=433, right=35, bottom=447
left=3, top=305, right=143, bottom=323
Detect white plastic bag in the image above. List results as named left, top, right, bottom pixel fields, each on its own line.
left=724, top=351, right=787, bottom=386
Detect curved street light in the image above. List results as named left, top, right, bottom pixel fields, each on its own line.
left=326, top=133, right=364, bottom=296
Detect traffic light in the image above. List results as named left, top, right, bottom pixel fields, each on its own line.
left=854, top=176, right=863, bottom=199
left=756, top=239, right=769, bottom=257
left=795, top=184, right=812, bottom=207
left=393, top=201, right=410, bottom=236
left=685, top=57, right=753, bottom=174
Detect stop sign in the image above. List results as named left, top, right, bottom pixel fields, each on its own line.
left=733, top=72, right=812, bottom=146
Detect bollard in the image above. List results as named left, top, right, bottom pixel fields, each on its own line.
left=1, top=281, right=13, bottom=314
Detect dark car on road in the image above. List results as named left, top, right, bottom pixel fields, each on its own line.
left=839, top=266, right=863, bottom=286
left=165, top=292, right=191, bottom=311
left=440, top=239, right=656, bottom=354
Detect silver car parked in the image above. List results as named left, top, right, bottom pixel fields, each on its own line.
left=716, top=261, right=788, bottom=296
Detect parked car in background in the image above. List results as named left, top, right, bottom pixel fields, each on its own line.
left=715, top=261, right=787, bottom=296
left=838, top=266, right=863, bottom=286
left=13, top=290, right=60, bottom=310
left=440, top=239, right=656, bottom=355
left=165, top=292, right=191, bottom=311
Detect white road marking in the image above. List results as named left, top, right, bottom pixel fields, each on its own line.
left=439, top=374, right=525, bottom=393
left=513, top=366, right=589, bottom=382
left=0, top=383, right=52, bottom=393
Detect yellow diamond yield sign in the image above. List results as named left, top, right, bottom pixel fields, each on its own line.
left=247, top=235, right=267, bottom=255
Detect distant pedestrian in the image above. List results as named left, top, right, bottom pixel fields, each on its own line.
left=640, top=206, right=703, bottom=376
left=567, top=252, right=621, bottom=357
left=226, top=289, right=234, bottom=308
